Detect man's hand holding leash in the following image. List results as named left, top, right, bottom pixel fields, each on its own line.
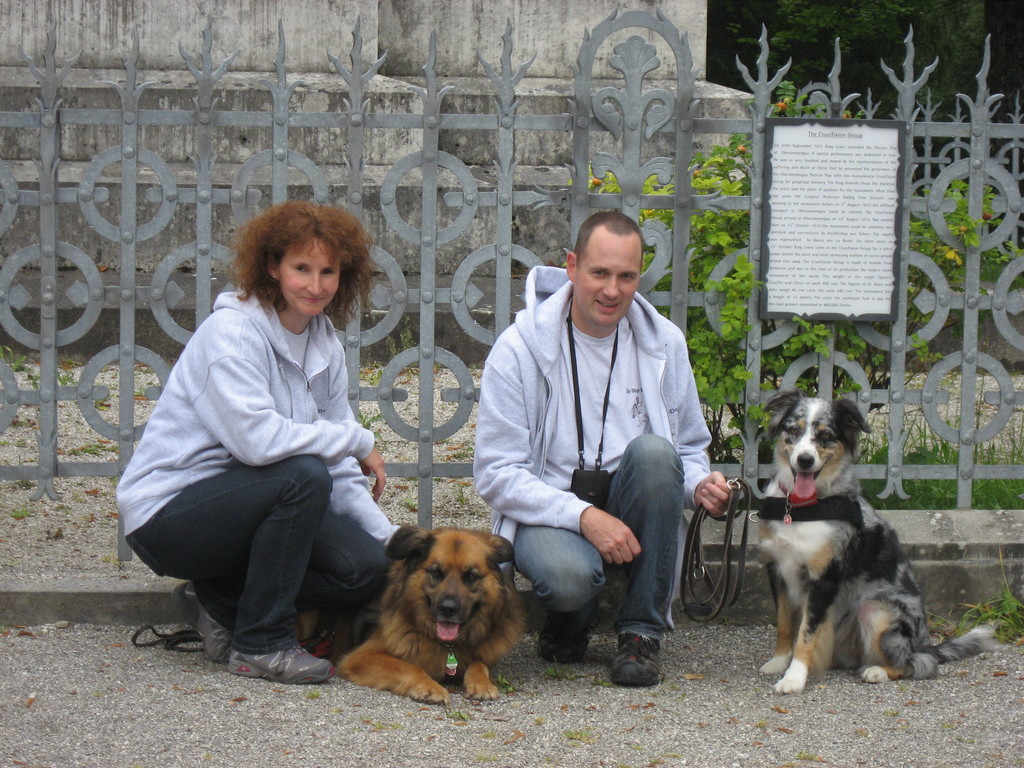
left=695, top=471, right=732, bottom=517
left=580, top=471, right=732, bottom=564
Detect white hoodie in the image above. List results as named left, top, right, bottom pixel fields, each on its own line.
left=473, top=266, right=712, bottom=605
left=116, top=292, right=396, bottom=544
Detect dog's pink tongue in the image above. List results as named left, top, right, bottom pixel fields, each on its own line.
left=436, top=621, right=460, bottom=642
left=791, top=472, right=817, bottom=503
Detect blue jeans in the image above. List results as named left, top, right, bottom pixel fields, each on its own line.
left=514, top=434, right=684, bottom=639
left=126, top=455, right=389, bottom=654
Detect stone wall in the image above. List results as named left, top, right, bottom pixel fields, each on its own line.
left=2, top=0, right=707, bottom=78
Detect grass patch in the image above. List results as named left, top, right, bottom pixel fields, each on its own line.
left=860, top=411, right=1024, bottom=510
left=564, top=729, right=597, bottom=745
left=862, top=478, right=1024, bottom=510
left=63, top=440, right=117, bottom=458
left=496, top=673, right=516, bottom=694
left=956, top=556, right=1024, bottom=644
left=543, top=666, right=581, bottom=680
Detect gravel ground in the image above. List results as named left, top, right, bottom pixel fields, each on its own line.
left=1, top=622, right=1021, bottom=768
left=1, top=363, right=1023, bottom=767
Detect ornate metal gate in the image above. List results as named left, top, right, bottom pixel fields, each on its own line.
left=0, top=10, right=1021, bottom=558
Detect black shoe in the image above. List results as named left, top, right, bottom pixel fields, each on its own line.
left=537, top=617, right=590, bottom=664
left=610, top=633, right=661, bottom=686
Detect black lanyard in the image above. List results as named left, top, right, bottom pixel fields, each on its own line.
left=566, top=310, right=619, bottom=471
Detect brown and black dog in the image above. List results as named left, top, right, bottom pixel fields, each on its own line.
left=338, top=525, right=526, bottom=705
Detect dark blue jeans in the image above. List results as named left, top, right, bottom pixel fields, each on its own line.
left=126, top=455, right=389, bottom=654
left=514, top=434, right=685, bottom=639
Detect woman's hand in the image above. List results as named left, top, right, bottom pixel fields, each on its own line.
left=359, top=447, right=386, bottom=502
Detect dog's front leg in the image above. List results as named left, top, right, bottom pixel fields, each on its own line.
left=340, top=649, right=451, bottom=705
left=760, top=568, right=795, bottom=677
left=774, top=580, right=838, bottom=694
left=462, top=660, right=499, bottom=701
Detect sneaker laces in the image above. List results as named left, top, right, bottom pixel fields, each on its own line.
left=619, top=633, right=658, bottom=659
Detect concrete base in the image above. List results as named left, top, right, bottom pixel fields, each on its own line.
left=2, top=509, right=1021, bottom=631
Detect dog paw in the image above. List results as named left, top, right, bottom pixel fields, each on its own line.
left=772, top=675, right=807, bottom=695
left=759, top=655, right=791, bottom=676
left=771, top=660, right=808, bottom=694
left=407, top=681, right=451, bottom=705
left=463, top=681, right=500, bottom=701
left=860, top=665, right=888, bottom=684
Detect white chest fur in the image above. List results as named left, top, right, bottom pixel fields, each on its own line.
left=758, top=518, right=837, bottom=592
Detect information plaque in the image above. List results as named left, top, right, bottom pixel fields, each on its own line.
left=759, top=118, right=905, bottom=321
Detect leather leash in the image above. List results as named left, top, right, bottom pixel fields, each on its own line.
left=131, top=624, right=203, bottom=653
left=680, top=477, right=752, bottom=622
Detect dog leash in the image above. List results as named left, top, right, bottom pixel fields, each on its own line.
left=680, top=477, right=751, bottom=622
left=130, top=624, right=203, bottom=653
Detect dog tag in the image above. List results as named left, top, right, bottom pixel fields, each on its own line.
left=446, top=651, right=458, bottom=676
left=783, top=513, right=792, bottom=525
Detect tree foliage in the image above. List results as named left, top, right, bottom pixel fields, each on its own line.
left=986, top=0, right=1024, bottom=109
left=706, top=0, right=990, bottom=114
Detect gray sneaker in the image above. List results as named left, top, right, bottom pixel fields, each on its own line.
left=173, top=582, right=232, bottom=663
left=228, top=647, right=336, bottom=685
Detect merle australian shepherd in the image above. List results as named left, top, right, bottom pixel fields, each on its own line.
left=758, top=389, right=997, bottom=694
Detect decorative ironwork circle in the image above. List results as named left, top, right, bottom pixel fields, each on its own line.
left=229, top=149, right=330, bottom=221
left=907, top=250, right=953, bottom=343
left=638, top=219, right=671, bottom=294
left=991, top=254, right=1024, bottom=351
left=921, top=352, right=1016, bottom=444
left=380, top=151, right=479, bottom=246
left=450, top=243, right=542, bottom=345
left=702, top=248, right=740, bottom=336
left=0, top=242, right=103, bottom=347
left=704, top=248, right=798, bottom=353
left=375, top=347, right=476, bottom=443
left=358, top=245, right=409, bottom=346
left=977, top=161, right=1020, bottom=251
left=778, top=351, right=871, bottom=407
left=925, top=159, right=1020, bottom=251
left=149, top=243, right=234, bottom=345
left=76, top=345, right=172, bottom=441
left=77, top=146, right=178, bottom=242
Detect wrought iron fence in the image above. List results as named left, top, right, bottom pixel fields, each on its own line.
left=0, top=9, right=1022, bottom=556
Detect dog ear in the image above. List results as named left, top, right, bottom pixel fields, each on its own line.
left=832, top=397, right=870, bottom=452
left=385, top=525, right=434, bottom=563
left=484, top=534, right=515, bottom=571
left=765, top=389, right=802, bottom=440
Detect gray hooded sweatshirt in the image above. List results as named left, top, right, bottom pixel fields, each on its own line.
left=473, top=266, right=712, bottom=608
left=117, top=292, right=396, bottom=544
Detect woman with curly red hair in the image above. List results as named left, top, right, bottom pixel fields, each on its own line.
left=118, top=201, right=394, bottom=684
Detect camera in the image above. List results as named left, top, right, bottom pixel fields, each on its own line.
left=570, top=468, right=613, bottom=508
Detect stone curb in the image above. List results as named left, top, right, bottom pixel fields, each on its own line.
left=2, top=509, right=1022, bottom=628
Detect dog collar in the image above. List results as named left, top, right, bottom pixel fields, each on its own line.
left=786, top=489, right=818, bottom=508
left=760, top=495, right=863, bottom=527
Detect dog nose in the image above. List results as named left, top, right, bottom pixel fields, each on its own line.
left=437, top=596, right=460, bottom=620
left=796, top=453, right=815, bottom=471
